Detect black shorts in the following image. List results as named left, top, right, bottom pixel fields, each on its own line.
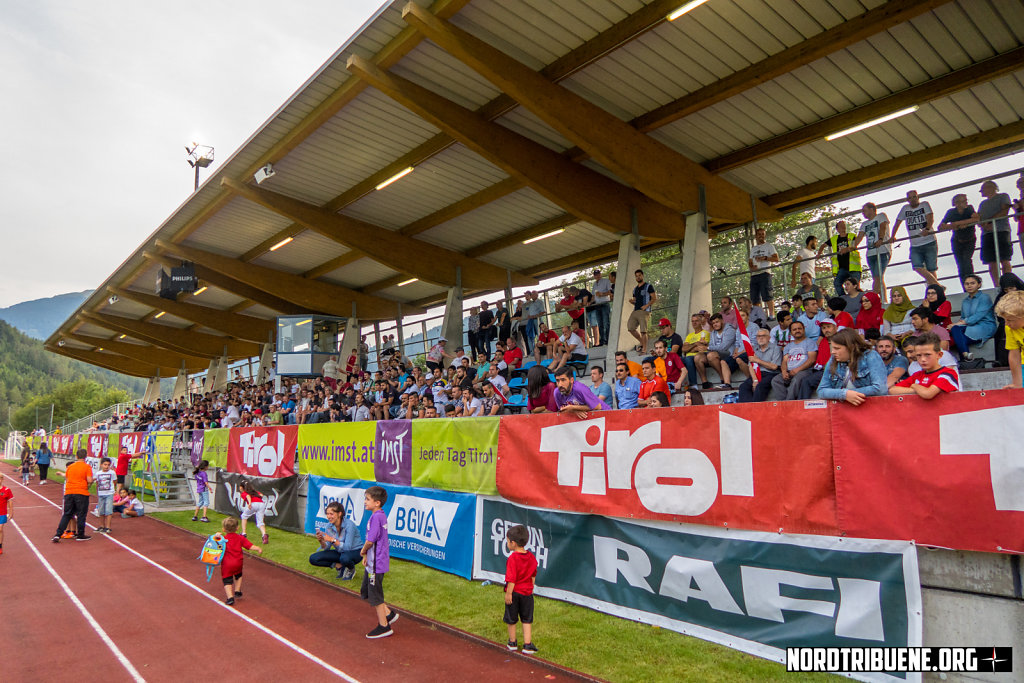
left=425, top=361, right=440, bottom=373
left=981, top=230, right=1013, bottom=264
left=570, top=353, right=587, bottom=362
left=222, top=572, right=242, bottom=586
left=503, top=592, right=534, bottom=625
left=361, top=570, right=386, bottom=606
left=749, top=271, right=772, bottom=304
left=116, top=474, right=126, bottom=486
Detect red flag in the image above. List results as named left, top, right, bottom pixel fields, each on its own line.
left=734, top=302, right=761, bottom=382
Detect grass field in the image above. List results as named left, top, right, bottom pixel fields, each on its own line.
left=3, top=460, right=835, bottom=681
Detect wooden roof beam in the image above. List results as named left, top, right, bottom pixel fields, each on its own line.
left=66, top=333, right=209, bottom=371
left=108, top=286, right=275, bottom=343
left=79, top=312, right=258, bottom=359
left=632, top=0, right=950, bottom=132
left=156, top=240, right=416, bottom=320
left=47, top=344, right=179, bottom=379
left=346, top=56, right=686, bottom=241
left=706, top=46, right=1024, bottom=174
left=402, top=2, right=777, bottom=224
left=220, top=178, right=536, bottom=291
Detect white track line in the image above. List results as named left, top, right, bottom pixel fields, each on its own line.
left=9, top=518, right=147, bottom=683
left=9, top=478, right=360, bottom=683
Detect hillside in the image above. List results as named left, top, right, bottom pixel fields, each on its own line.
left=0, top=319, right=145, bottom=436
left=0, top=290, right=93, bottom=340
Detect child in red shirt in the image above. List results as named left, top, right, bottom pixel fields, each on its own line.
left=217, top=517, right=262, bottom=605
left=0, top=474, right=13, bottom=555
left=503, top=524, right=538, bottom=655
left=891, top=332, right=959, bottom=399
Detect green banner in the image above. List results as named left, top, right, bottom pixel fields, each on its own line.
left=297, top=422, right=376, bottom=480
left=411, top=417, right=498, bottom=495
left=201, top=428, right=230, bottom=469
left=476, top=498, right=920, bottom=678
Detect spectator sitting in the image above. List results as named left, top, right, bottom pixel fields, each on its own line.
left=994, top=274, right=1024, bottom=366
left=719, top=296, right=739, bottom=328
left=994, top=290, right=1024, bottom=389
left=679, top=388, right=705, bottom=406
left=698, top=313, right=737, bottom=389
left=891, top=333, right=960, bottom=399
left=792, top=271, right=825, bottom=306
left=950, top=274, right=998, bottom=361
left=877, top=335, right=909, bottom=388
left=549, top=324, right=587, bottom=373
left=637, top=358, right=671, bottom=407
left=503, top=337, right=524, bottom=370
left=646, top=391, right=671, bottom=409
left=769, top=309, right=792, bottom=349
left=526, top=365, right=558, bottom=414
left=816, top=328, right=888, bottom=404
left=680, top=313, right=710, bottom=387
left=840, top=278, right=863, bottom=320
left=903, top=335, right=961, bottom=388
left=586, top=366, right=614, bottom=406
left=614, top=351, right=643, bottom=380
left=121, top=491, right=145, bottom=518
left=533, top=322, right=559, bottom=365
left=738, top=328, right=783, bottom=403
left=855, top=292, right=885, bottom=335
left=461, top=386, right=485, bottom=417
left=553, top=366, right=608, bottom=415
left=797, top=295, right=828, bottom=341
left=920, top=284, right=952, bottom=328
left=656, top=318, right=684, bottom=355
left=479, top=381, right=504, bottom=416
left=613, top=363, right=642, bottom=409
left=792, top=318, right=840, bottom=400
left=738, top=296, right=768, bottom=329
left=652, top=339, right=687, bottom=392
left=882, top=286, right=916, bottom=342
left=770, top=320, right=818, bottom=400
left=909, top=307, right=951, bottom=351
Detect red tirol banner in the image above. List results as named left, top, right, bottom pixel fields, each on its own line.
left=831, top=390, right=1024, bottom=554
left=497, top=402, right=839, bottom=535
left=87, top=433, right=108, bottom=459
left=119, top=432, right=146, bottom=456
left=226, top=426, right=298, bottom=478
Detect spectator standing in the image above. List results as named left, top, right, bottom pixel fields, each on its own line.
left=977, top=179, right=1014, bottom=287
left=816, top=329, right=889, bottom=404
left=937, top=193, right=977, bottom=286
left=467, top=307, right=481, bottom=358
left=791, top=235, right=818, bottom=289
left=321, top=356, right=340, bottom=390
left=627, top=269, right=656, bottom=355
left=358, top=336, right=369, bottom=372
left=748, top=227, right=779, bottom=316
left=478, top=302, right=495, bottom=357
left=818, top=220, right=862, bottom=296
left=591, top=269, right=613, bottom=346
left=503, top=524, right=539, bottom=655
left=35, top=442, right=52, bottom=485
left=51, top=449, right=93, bottom=543
left=572, top=285, right=593, bottom=343
left=509, top=301, right=524, bottom=350
left=613, top=363, right=642, bottom=409
left=1015, top=175, right=1024, bottom=255
left=891, top=190, right=939, bottom=286
left=882, top=286, right=916, bottom=342
left=855, top=203, right=892, bottom=300
left=737, top=328, right=782, bottom=403
left=770, top=321, right=818, bottom=400
left=361, top=486, right=398, bottom=639
left=523, top=291, right=546, bottom=355
left=425, top=337, right=455, bottom=373
left=950, top=275, right=997, bottom=360
left=586, top=366, right=614, bottom=406
left=495, top=301, right=511, bottom=345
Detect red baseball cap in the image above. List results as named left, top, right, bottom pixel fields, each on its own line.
left=658, top=318, right=672, bottom=327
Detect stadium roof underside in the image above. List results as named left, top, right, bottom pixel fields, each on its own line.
left=48, top=0, right=1024, bottom=377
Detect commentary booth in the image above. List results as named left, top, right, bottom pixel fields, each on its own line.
left=275, top=315, right=347, bottom=378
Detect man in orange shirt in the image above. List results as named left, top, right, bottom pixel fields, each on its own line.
left=52, top=449, right=94, bottom=543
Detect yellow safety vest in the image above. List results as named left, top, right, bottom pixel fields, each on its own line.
left=828, top=233, right=861, bottom=274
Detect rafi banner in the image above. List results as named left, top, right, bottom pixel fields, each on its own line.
left=497, top=403, right=839, bottom=535
left=172, top=429, right=205, bottom=467
left=475, top=498, right=921, bottom=683
left=226, top=425, right=297, bottom=478
left=214, top=470, right=301, bottom=533
left=86, top=433, right=108, bottom=460
left=831, top=391, right=1024, bottom=553
left=119, top=432, right=146, bottom=457
left=298, top=422, right=377, bottom=480
left=305, top=476, right=476, bottom=579
left=411, top=417, right=498, bottom=495
left=201, top=428, right=230, bottom=469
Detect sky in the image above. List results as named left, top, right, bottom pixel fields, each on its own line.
left=0, top=0, right=1021, bottom=316
left=0, top=0, right=384, bottom=307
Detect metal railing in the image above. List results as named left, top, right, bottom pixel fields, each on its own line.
left=58, top=400, right=142, bottom=436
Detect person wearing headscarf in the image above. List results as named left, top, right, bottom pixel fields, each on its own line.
left=855, top=291, right=885, bottom=334
left=881, top=286, right=915, bottom=342
left=994, top=273, right=1024, bottom=366
left=921, top=284, right=951, bottom=328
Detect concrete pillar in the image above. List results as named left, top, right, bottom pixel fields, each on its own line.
left=141, top=376, right=161, bottom=404
left=203, top=357, right=219, bottom=392
left=605, top=232, right=643, bottom=360
left=339, top=317, right=361, bottom=374
left=171, top=367, right=188, bottom=402
left=676, top=212, right=712, bottom=327
left=207, top=355, right=229, bottom=392
left=440, top=273, right=464, bottom=350
left=256, top=343, right=274, bottom=384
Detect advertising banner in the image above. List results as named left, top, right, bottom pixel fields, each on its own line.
left=201, top=428, right=230, bottom=469
left=497, top=403, right=838, bottom=535
left=86, top=433, right=108, bottom=460
left=214, top=471, right=301, bottom=533
left=305, top=476, right=476, bottom=579
left=119, top=432, right=146, bottom=457
left=411, top=417, right=498, bottom=495
left=225, top=426, right=297, bottom=478
left=297, top=422, right=377, bottom=480
left=831, top=391, right=1024, bottom=553
left=476, top=498, right=920, bottom=682
left=172, top=429, right=205, bottom=467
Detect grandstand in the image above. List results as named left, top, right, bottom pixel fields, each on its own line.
left=31, top=0, right=1024, bottom=678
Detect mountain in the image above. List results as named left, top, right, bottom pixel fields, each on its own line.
left=0, top=290, right=93, bottom=340
left=0, top=319, right=145, bottom=436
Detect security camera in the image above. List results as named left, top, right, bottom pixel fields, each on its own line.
left=108, top=295, right=119, bottom=305
left=58, top=340, right=66, bottom=347
left=254, top=163, right=276, bottom=184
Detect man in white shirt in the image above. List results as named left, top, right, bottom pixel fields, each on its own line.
left=550, top=325, right=587, bottom=373
left=321, top=356, right=340, bottom=390
left=748, top=228, right=779, bottom=316
left=590, top=269, right=613, bottom=347
left=791, top=235, right=818, bottom=289
left=855, top=202, right=891, bottom=300
left=891, top=190, right=939, bottom=286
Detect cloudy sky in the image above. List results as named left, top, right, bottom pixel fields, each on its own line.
left=0, top=0, right=382, bottom=307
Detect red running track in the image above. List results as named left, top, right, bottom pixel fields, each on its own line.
left=1, top=475, right=595, bottom=682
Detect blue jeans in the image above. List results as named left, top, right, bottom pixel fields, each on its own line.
left=833, top=269, right=860, bottom=297
left=682, top=355, right=699, bottom=384
left=910, top=241, right=938, bottom=271
left=524, top=319, right=538, bottom=355
left=866, top=252, right=889, bottom=281
left=949, top=325, right=978, bottom=354
left=589, top=304, right=611, bottom=345
left=738, top=371, right=779, bottom=402
left=309, top=548, right=363, bottom=571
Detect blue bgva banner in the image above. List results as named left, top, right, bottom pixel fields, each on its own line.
left=474, top=498, right=921, bottom=683
left=305, top=476, right=476, bottom=579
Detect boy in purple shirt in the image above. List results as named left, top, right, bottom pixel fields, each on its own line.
left=361, top=485, right=399, bottom=639
left=553, top=366, right=609, bottom=414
